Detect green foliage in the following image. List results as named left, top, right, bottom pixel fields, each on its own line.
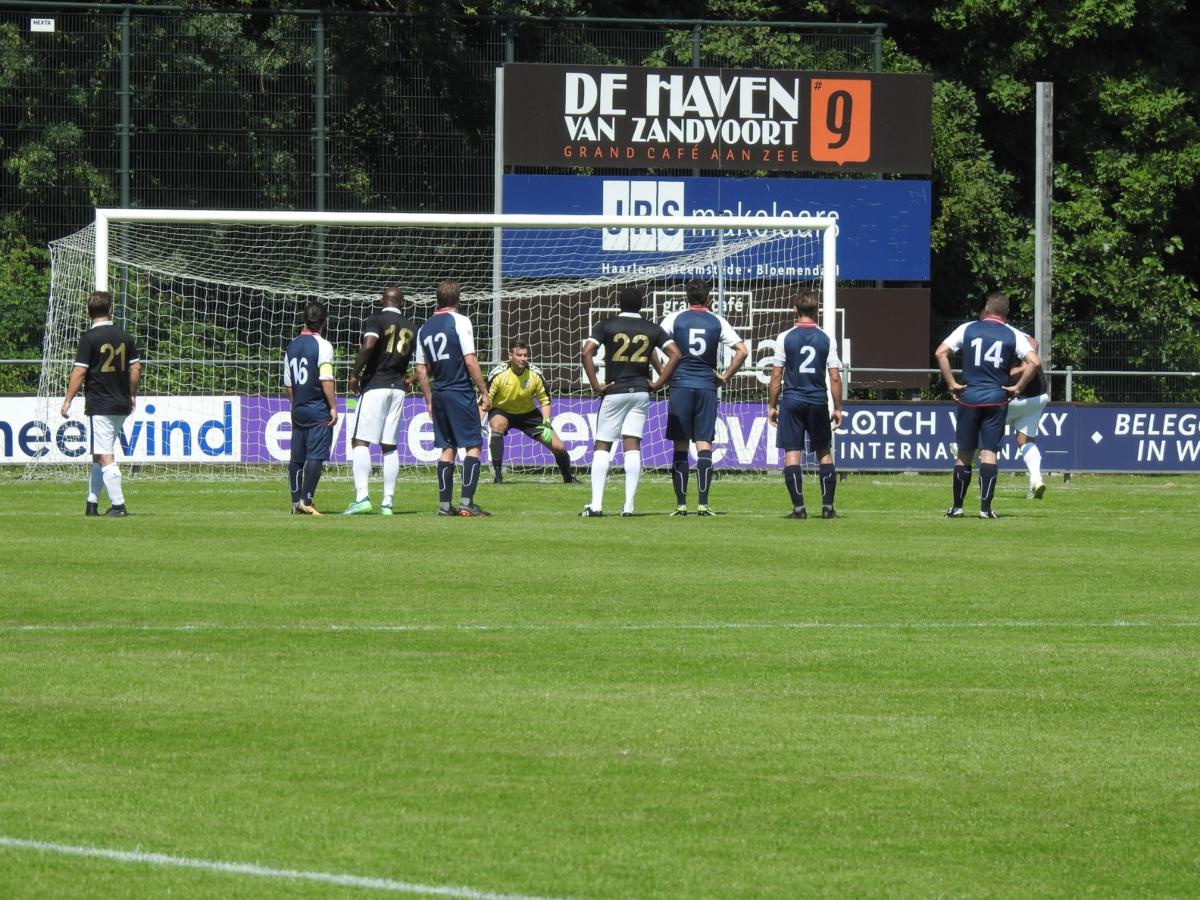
left=0, top=220, right=49, bottom=393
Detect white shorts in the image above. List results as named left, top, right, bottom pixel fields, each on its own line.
left=89, top=415, right=128, bottom=456
left=595, top=391, right=649, bottom=443
left=352, top=388, right=407, bottom=445
left=1007, top=393, right=1049, bottom=437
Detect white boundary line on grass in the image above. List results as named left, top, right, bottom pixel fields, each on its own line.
left=2, top=620, right=1198, bottom=634
left=0, top=836, right=562, bottom=900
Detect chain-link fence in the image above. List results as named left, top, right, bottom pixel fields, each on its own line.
left=1, top=4, right=883, bottom=246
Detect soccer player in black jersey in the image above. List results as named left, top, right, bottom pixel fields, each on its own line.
left=344, top=287, right=420, bottom=516
left=60, top=291, right=141, bottom=517
left=580, top=286, right=680, bottom=517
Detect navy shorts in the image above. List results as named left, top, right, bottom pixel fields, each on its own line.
left=666, top=387, right=718, bottom=442
left=432, top=388, right=482, bottom=449
left=955, top=403, right=1007, bottom=453
left=776, top=398, right=832, bottom=452
left=290, top=421, right=333, bottom=462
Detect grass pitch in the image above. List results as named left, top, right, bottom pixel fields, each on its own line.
left=1, top=472, right=1198, bottom=898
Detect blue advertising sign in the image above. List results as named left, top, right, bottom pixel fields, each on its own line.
left=838, top=403, right=1200, bottom=473
left=501, top=174, right=931, bottom=282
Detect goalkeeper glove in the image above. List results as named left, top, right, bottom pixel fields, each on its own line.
left=538, top=419, right=554, bottom=443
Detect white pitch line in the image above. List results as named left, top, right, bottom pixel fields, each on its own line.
left=0, top=836, right=562, bottom=900
left=1, top=620, right=1198, bottom=634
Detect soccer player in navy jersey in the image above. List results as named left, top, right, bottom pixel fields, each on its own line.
left=1006, top=331, right=1050, bottom=500
left=60, top=291, right=142, bottom=517
left=283, top=302, right=338, bottom=516
left=935, top=292, right=1041, bottom=519
left=580, top=286, right=680, bottom=517
left=659, top=278, right=748, bottom=516
left=344, top=287, right=419, bottom=516
left=414, top=279, right=492, bottom=517
left=767, top=291, right=844, bottom=519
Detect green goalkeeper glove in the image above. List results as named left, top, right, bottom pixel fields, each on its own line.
left=538, top=419, right=554, bottom=443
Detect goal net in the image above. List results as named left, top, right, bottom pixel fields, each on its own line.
left=28, top=210, right=835, bottom=481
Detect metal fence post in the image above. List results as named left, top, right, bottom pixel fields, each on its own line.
left=1065, top=365, right=1073, bottom=402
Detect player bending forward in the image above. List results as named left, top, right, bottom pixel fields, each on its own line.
left=580, top=286, right=680, bottom=517
left=767, top=290, right=844, bottom=519
left=486, top=340, right=579, bottom=485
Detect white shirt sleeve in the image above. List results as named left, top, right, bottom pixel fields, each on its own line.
left=658, top=311, right=679, bottom=335
left=941, top=322, right=969, bottom=351
left=824, top=327, right=842, bottom=369
left=1011, top=327, right=1034, bottom=360
left=717, top=315, right=742, bottom=348
left=770, top=329, right=791, bottom=367
left=414, top=331, right=426, bottom=366
left=317, top=336, right=335, bottom=381
left=282, top=352, right=292, bottom=387
left=453, top=312, right=476, bottom=357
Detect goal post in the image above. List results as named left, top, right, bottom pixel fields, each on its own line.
left=30, top=209, right=837, bottom=480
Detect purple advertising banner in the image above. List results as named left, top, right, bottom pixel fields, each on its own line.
left=235, top=399, right=1200, bottom=473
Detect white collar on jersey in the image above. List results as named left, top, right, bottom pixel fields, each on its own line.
left=89, top=318, right=113, bottom=328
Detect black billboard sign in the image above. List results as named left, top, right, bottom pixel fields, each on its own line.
left=502, top=64, right=932, bottom=175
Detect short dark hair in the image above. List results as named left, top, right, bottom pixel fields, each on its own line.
left=436, top=279, right=460, bottom=308
left=87, top=291, right=113, bottom=319
left=380, top=287, right=403, bottom=307
left=984, top=291, right=1010, bottom=317
left=304, top=301, right=328, bottom=331
left=509, top=339, right=529, bottom=352
left=794, top=290, right=820, bottom=319
left=684, top=278, right=710, bottom=306
left=618, top=286, right=645, bottom=313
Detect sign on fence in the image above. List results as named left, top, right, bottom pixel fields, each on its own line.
left=501, top=174, right=931, bottom=281
left=4, top=398, right=1198, bottom=473
left=502, top=64, right=933, bottom=174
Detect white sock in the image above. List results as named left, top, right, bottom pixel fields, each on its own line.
left=381, top=450, right=399, bottom=506
left=590, top=449, right=610, bottom=510
left=623, top=449, right=641, bottom=513
left=101, top=463, right=124, bottom=505
left=88, top=463, right=103, bottom=503
left=351, top=444, right=372, bottom=502
left=1024, top=443, right=1043, bottom=484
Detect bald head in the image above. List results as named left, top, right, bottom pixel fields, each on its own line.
left=380, top=287, right=403, bottom=308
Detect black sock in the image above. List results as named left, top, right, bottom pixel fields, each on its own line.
left=489, top=434, right=504, bottom=476
left=953, top=464, right=972, bottom=508
left=696, top=450, right=713, bottom=505
left=783, top=465, right=804, bottom=508
left=437, top=460, right=454, bottom=505
left=302, top=459, right=324, bottom=503
left=461, top=455, right=481, bottom=504
left=979, top=462, right=998, bottom=512
left=671, top=450, right=690, bottom=504
left=819, top=463, right=836, bottom=507
left=555, top=449, right=573, bottom=481
left=288, top=461, right=303, bottom=503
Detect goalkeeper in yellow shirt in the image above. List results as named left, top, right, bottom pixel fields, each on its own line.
left=486, top=340, right=580, bottom=484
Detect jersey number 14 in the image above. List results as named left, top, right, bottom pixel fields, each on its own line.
left=970, top=337, right=1005, bottom=369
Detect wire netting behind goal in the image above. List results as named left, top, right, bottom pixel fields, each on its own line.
left=30, top=215, right=830, bottom=481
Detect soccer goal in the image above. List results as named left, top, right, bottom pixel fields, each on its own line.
left=28, top=209, right=836, bottom=480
